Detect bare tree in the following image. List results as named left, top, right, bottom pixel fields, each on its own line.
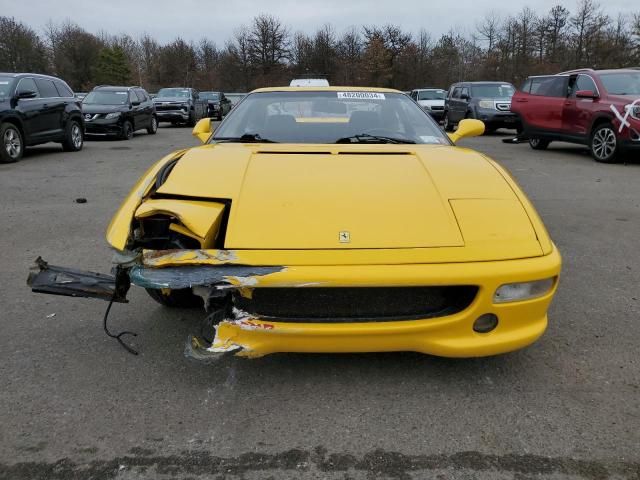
left=477, top=12, right=501, bottom=51
left=197, top=38, right=220, bottom=89
left=45, top=20, right=104, bottom=90
left=2, top=7, right=639, bottom=94
left=290, top=31, right=313, bottom=75
left=0, top=17, right=48, bottom=72
left=311, top=24, right=337, bottom=77
left=546, top=5, right=570, bottom=65
left=335, top=27, right=362, bottom=85
left=248, top=14, right=289, bottom=77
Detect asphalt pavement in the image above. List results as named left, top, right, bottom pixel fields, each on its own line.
left=1, top=125, right=639, bottom=479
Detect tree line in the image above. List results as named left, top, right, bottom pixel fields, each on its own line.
left=1, top=0, right=639, bottom=93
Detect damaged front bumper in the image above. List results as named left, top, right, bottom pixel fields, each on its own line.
left=27, top=257, right=129, bottom=303
left=27, top=246, right=561, bottom=359
left=134, top=248, right=561, bottom=358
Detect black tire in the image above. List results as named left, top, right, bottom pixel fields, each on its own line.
left=61, top=119, right=84, bottom=152
left=1, top=122, right=24, bottom=163
left=590, top=123, right=619, bottom=163
left=146, top=288, right=203, bottom=308
left=187, top=112, right=196, bottom=127
left=147, top=115, right=158, bottom=135
left=121, top=120, right=134, bottom=140
left=443, top=113, right=454, bottom=132
left=529, top=137, right=550, bottom=150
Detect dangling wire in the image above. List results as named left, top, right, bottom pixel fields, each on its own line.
left=103, top=294, right=138, bottom=355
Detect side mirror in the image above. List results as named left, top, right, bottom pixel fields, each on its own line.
left=16, top=90, right=38, bottom=99
left=576, top=90, right=598, bottom=99
left=447, top=119, right=485, bottom=144
left=132, top=101, right=141, bottom=106
left=460, top=93, right=470, bottom=101
left=192, top=118, right=213, bottom=143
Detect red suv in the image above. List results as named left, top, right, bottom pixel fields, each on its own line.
left=511, top=68, right=640, bottom=163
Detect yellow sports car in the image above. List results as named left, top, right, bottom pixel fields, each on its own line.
left=29, top=87, right=561, bottom=358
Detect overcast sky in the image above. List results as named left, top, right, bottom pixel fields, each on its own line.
left=4, top=0, right=634, bottom=45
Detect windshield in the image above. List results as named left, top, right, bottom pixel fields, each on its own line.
left=417, top=90, right=446, bottom=100
left=600, top=72, right=640, bottom=95
left=212, top=91, right=449, bottom=145
left=157, top=88, right=190, bottom=98
left=201, top=92, right=220, bottom=100
left=0, top=76, right=16, bottom=99
left=471, top=84, right=515, bottom=98
left=83, top=91, right=129, bottom=105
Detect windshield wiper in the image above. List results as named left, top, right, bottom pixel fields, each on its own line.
left=335, top=133, right=416, bottom=144
left=215, top=133, right=278, bottom=143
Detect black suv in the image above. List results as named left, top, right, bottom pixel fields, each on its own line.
left=201, top=91, right=232, bottom=120
left=0, top=72, right=84, bottom=163
left=82, top=86, right=157, bottom=140
left=444, top=81, right=519, bottom=133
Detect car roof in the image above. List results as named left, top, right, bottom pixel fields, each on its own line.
left=0, top=72, right=64, bottom=82
left=93, top=86, right=135, bottom=91
left=414, top=88, right=445, bottom=91
left=452, top=81, right=513, bottom=85
left=251, top=86, right=403, bottom=94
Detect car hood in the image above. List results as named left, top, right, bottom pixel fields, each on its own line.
left=82, top=104, right=126, bottom=114
left=418, top=99, right=444, bottom=107
left=153, top=144, right=544, bottom=257
left=154, top=97, right=189, bottom=103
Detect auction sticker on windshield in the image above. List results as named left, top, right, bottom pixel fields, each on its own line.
left=337, top=92, right=386, bottom=100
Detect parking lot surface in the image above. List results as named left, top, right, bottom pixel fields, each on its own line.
left=1, top=126, right=639, bottom=479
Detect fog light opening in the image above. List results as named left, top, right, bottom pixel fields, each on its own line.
left=473, top=313, right=498, bottom=333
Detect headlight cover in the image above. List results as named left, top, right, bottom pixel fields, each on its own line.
left=105, top=112, right=121, bottom=119
left=421, top=105, right=432, bottom=111
left=478, top=100, right=495, bottom=109
left=493, top=278, right=555, bottom=303
left=624, top=104, right=640, bottom=120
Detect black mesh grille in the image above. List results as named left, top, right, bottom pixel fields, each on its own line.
left=233, top=286, right=477, bottom=323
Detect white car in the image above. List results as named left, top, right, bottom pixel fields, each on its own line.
left=410, top=88, right=446, bottom=122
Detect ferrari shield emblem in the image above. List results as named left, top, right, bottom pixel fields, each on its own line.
left=339, top=231, right=350, bottom=243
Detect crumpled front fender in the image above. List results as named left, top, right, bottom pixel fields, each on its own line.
left=106, top=149, right=187, bottom=251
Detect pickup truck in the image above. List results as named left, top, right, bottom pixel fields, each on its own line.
left=153, top=87, right=207, bottom=126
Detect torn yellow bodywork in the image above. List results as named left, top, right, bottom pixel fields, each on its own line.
left=135, top=199, right=225, bottom=248
left=106, top=149, right=187, bottom=251
left=141, top=246, right=561, bottom=358
left=193, top=247, right=561, bottom=358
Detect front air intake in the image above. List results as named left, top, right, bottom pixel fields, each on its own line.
left=233, top=286, right=477, bottom=322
